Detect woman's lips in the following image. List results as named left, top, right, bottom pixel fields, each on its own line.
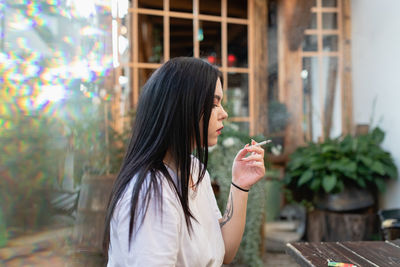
left=217, top=127, right=224, bottom=134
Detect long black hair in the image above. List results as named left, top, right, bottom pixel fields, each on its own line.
left=103, top=57, right=222, bottom=252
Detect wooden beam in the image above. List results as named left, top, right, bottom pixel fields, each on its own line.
left=317, top=0, right=324, bottom=140
left=248, top=0, right=255, bottom=135
left=132, top=0, right=139, bottom=107
left=252, top=0, right=269, bottom=135
left=164, top=0, right=170, bottom=61
left=221, top=0, right=228, bottom=98
left=278, top=0, right=305, bottom=153
left=193, top=0, right=199, bottom=57
left=341, top=0, right=353, bottom=135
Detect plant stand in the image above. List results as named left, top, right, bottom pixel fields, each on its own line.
left=73, top=173, right=116, bottom=253
left=306, top=208, right=377, bottom=242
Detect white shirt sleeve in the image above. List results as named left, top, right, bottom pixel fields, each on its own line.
left=114, top=182, right=182, bottom=266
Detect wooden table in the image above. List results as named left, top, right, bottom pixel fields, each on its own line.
left=286, top=239, right=400, bottom=267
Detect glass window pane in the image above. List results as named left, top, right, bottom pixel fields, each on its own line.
left=268, top=0, right=279, bottom=102
left=323, top=35, right=338, bottom=52
left=200, top=21, right=221, bottom=66
left=1, top=0, right=115, bottom=244
left=302, top=57, right=321, bottom=142
left=302, top=35, right=318, bottom=52
left=170, top=18, right=193, bottom=58
left=322, top=0, right=337, bottom=7
left=139, top=68, right=156, bottom=93
left=309, top=13, right=317, bottom=29
left=322, top=57, right=341, bottom=138
left=312, top=0, right=317, bottom=7
left=322, top=13, right=338, bottom=29
left=228, top=24, right=248, bottom=67
left=138, top=15, right=164, bottom=63
left=200, top=0, right=221, bottom=16
left=228, top=0, right=247, bottom=19
left=170, top=0, right=192, bottom=13
left=227, top=73, right=249, bottom=117
left=138, top=0, right=163, bottom=10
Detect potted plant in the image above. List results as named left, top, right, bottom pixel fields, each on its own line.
left=284, top=127, right=398, bottom=241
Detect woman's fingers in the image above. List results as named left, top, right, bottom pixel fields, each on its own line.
left=235, top=141, right=266, bottom=162
left=250, top=161, right=264, bottom=167
left=242, top=154, right=263, bottom=161
left=235, top=147, right=250, bottom=161
left=246, top=145, right=264, bottom=155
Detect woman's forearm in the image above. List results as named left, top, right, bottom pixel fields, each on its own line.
left=219, top=184, right=249, bottom=264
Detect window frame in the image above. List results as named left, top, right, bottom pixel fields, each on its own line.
left=120, top=0, right=256, bottom=134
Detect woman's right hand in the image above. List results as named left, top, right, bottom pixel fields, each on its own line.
left=231, top=140, right=266, bottom=190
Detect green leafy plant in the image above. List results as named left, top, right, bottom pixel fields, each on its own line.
left=208, top=122, right=266, bottom=267
left=0, top=113, right=65, bottom=233
left=284, top=127, right=398, bottom=201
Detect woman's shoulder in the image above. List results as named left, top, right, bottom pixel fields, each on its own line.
left=190, top=154, right=204, bottom=167
left=135, top=169, right=179, bottom=193
left=112, top=170, right=184, bottom=239
left=117, top=169, right=180, bottom=211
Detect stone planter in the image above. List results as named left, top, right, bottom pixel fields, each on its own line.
left=306, top=208, right=377, bottom=242
left=307, top=187, right=377, bottom=242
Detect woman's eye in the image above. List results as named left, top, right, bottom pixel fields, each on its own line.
left=213, top=104, right=219, bottom=108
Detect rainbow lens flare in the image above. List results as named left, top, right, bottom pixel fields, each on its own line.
left=0, top=1, right=118, bottom=265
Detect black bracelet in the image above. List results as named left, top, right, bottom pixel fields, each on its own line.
left=231, top=182, right=249, bottom=192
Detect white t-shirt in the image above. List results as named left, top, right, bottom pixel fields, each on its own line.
left=107, top=159, right=225, bottom=267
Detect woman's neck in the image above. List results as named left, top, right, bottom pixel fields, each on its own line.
left=163, top=150, right=176, bottom=169
left=163, top=151, right=194, bottom=188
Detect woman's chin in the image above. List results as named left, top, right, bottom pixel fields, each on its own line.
left=207, top=140, right=218, bottom=147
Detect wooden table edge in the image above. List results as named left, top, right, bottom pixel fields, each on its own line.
left=386, top=239, right=400, bottom=249
left=286, top=243, right=315, bottom=267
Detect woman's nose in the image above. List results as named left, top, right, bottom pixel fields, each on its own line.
left=220, top=106, right=228, bottom=120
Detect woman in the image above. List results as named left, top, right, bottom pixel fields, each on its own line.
left=104, top=57, right=265, bottom=266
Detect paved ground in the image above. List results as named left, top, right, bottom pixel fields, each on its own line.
left=2, top=233, right=299, bottom=266
left=263, top=251, right=298, bottom=267
left=4, top=251, right=298, bottom=266
left=3, top=248, right=299, bottom=266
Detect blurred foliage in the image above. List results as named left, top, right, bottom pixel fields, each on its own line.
left=0, top=84, right=113, bottom=235
left=0, top=1, right=113, bottom=237
left=0, top=111, right=64, bottom=233
left=284, top=127, right=398, bottom=204
left=208, top=122, right=266, bottom=267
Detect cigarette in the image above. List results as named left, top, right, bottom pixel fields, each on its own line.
left=252, top=140, right=271, bottom=147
